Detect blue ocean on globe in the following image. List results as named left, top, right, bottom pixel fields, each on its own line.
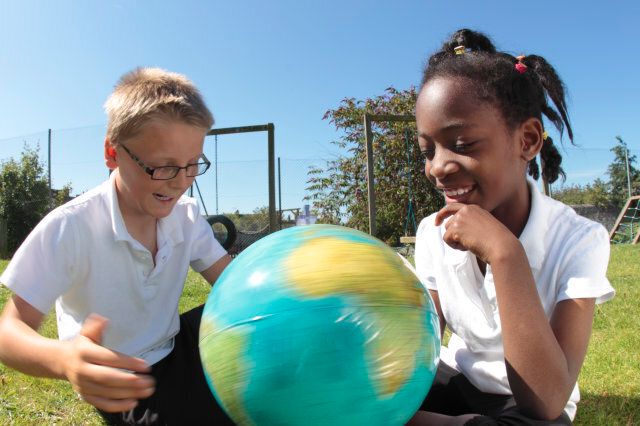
left=199, top=224, right=441, bottom=426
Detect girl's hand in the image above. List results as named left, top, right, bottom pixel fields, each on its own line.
left=62, top=314, right=156, bottom=413
left=434, top=203, right=519, bottom=264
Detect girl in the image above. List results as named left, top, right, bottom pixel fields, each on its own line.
left=408, top=29, right=614, bottom=425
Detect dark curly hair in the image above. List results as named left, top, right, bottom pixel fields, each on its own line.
left=420, top=29, right=572, bottom=183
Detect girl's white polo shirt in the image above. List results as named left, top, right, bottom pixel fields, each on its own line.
left=415, top=179, right=615, bottom=420
left=1, top=171, right=226, bottom=365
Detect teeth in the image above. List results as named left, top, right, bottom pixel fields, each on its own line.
left=443, top=187, right=472, bottom=196
left=154, top=193, right=171, bottom=201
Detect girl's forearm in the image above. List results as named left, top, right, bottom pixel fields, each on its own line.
left=489, top=241, right=572, bottom=419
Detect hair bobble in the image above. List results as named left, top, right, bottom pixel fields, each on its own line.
left=515, top=55, right=527, bottom=74
left=454, top=45, right=466, bottom=55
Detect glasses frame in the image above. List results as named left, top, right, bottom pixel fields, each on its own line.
left=118, top=144, right=211, bottom=180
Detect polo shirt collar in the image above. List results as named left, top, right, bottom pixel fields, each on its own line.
left=106, top=171, right=185, bottom=247
left=158, top=206, right=184, bottom=247
left=107, top=171, right=133, bottom=243
left=518, top=178, right=548, bottom=271
left=442, top=178, right=548, bottom=271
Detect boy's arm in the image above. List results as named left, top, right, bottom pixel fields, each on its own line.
left=0, top=294, right=155, bottom=413
left=200, top=254, right=233, bottom=286
left=0, top=294, right=67, bottom=378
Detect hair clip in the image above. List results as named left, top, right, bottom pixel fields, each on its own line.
left=454, top=45, right=466, bottom=55
left=542, top=131, right=549, bottom=141
left=515, top=55, right=527, bottom=74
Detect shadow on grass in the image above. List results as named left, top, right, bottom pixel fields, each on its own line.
left=575, top=393, right=638, bottom=425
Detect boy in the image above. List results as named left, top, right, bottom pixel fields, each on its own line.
left=0, top=68, right=235, bottom=425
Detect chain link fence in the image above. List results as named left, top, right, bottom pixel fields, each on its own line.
left=0, top=125, right=637, bottom=253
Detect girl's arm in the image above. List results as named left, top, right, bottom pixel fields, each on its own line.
left=436, top=204, right=595, bottom=420
left=428, top=289, right=446, bottom=340
left=490, top=241, right=595, bottom=419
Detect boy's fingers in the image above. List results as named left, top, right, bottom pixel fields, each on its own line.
left=80, top=313, right=108, bottom=345
left=78, top=368, right=155, bottom=400
left=83, top=363, right=155, bottom=388
left=81, top=393, right=139, bottom=413
left=84, top=344, right=151, bottom=373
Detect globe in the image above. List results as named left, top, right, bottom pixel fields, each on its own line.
left=199, top=224, right=440, bottom=426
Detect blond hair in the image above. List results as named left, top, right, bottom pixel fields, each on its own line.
left=104, top=67, right=214, bottom=144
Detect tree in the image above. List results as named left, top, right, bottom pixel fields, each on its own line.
left=553, top=136, right=638, bottom=210
left=607, top=136, right=640, bottom=208
left=306, top=87, right=443, bottom=244
left=552, top=178, right=611, bottom=209
left=0, top=144, right=72, bottom=254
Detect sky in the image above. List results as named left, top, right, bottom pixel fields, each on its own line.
left=1, top=0, right=639, bottom=214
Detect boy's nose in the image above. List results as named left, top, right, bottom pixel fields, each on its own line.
left=169, top=168, right=193, bottom=189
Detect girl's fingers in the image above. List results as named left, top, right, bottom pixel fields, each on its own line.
left=434, top=203, right=464, bottom=226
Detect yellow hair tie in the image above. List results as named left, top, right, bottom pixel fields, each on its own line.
left=454, top=45, right=465, bottom=55
left=542, top=131, right=549, bottom=140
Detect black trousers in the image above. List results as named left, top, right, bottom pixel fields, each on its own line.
left=420, top=362, right=573, bottom=426
left=98, top=306, right=235, bottom=426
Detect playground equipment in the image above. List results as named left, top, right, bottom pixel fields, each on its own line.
left=363, top=113, right=415, bottom=238
left=206, top=123, right=277, bottom=233
left=189, top=123, right=281, bottom=255
left=609, top=195, right=640, bottom=244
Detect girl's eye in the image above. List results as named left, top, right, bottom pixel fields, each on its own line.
left=454, top=141, right=476, bottom=153
left=420, top=149, right=435, bottom=163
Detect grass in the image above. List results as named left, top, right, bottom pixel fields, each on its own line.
left=0, top=246, right=638, bottom=425
left=575, top=245, right=640, bottom=425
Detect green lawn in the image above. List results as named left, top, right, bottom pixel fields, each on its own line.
left=0, top=246, right=638, bottom=425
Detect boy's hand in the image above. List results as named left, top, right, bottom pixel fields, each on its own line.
left=435, top=203, right=520, bottom=264
left=62, top=314, right=156, bottom=413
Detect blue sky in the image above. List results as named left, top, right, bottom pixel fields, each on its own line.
left=1, top=1, right=638, bottom=213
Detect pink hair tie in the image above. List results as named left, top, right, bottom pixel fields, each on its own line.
left=515, top=55, right=527, bottom=74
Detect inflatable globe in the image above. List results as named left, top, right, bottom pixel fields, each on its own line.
left=199, top=224, right=440, bottom=426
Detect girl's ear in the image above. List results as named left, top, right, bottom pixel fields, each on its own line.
left=104, top=138, right=118, bottom=170
left=519, top=118, right=544, bottom=162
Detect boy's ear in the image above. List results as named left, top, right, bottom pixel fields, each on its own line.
left=519, top=118, right=544, bottom=162
left=104, top=138, right=118, bottom=170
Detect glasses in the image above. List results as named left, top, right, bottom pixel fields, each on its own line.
left=119, top=144, right=211, bottom=180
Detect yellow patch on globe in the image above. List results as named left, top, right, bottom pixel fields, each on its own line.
left=284, top=236, right=429, bottom=397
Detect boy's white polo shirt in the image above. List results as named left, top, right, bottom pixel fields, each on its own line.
left=415, top=179, right=615, bottom=420
left=1, top=171, right=226, bottom=365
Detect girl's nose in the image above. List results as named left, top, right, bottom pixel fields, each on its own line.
left=427, top=149, right=459, bottom=180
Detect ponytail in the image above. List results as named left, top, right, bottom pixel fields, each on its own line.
left=421, top=28, right=574, bottom=183
left=528, top=136, right=566, bottom=184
